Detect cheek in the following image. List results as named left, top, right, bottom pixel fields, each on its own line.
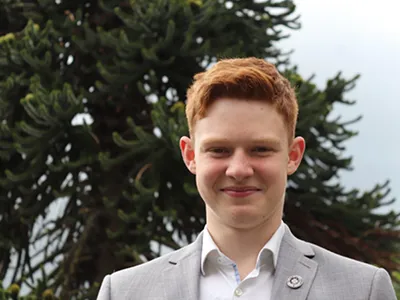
left=196, top=160, right=225, bottom=185
left=256, top=158, right=287, bottom=180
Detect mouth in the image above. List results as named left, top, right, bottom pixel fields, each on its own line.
left=220, top=186, right=261, bottom=198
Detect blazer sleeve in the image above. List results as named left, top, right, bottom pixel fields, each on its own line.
left=97, top=274, right=111, bottom=300
left=369, top=268, right=397, bottom=300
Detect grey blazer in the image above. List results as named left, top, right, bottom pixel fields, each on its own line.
left=97, top=225, right=397, bottom=299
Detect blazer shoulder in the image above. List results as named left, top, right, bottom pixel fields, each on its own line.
left=97, top=240, right=202, bottom=299
left=309, top=242, right=379, bottom=273
left=97, top=248, right=181, bottom=299
left=307, top=242, right=396, bottom=299
left=107, top=241, right=200, bottom=286
left=284, top=226, right=380, bottom=274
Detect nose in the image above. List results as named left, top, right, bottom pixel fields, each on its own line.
left=225, top=150, right=254, bottom=181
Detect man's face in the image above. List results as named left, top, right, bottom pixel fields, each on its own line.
left=180, top=98, right=305, bottom=230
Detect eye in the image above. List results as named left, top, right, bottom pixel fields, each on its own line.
left=253, top=147, right=269, bottom=152
left=210, top=148, right=228, bottom=154
left=208, top=148, right=230, bottom=156
left=252, top=146, right=272, bottom=154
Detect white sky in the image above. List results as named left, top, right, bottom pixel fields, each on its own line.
left=278, top=0, right=400, bottom=211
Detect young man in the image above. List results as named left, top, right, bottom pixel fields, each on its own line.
left=97, top=58, right=396, bottom=299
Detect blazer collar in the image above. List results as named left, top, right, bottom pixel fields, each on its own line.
left=163, top=224, right=317, bottom=300
left=270, top=224, right=318, bottom=300
left=162, top=233, right=203, bottom=300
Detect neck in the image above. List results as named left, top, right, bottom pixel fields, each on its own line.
left=206, top=213, right=282, bottom=278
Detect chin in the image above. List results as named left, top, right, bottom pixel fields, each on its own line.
left=228, top=210, right=262, bottom=224
left=226, top=218, right=263, bottom=230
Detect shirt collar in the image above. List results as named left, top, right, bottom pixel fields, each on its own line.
left=200, top=221, right=285, bottom=275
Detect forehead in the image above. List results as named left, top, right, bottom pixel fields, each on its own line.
left=194, top=98, right=288, bottom=145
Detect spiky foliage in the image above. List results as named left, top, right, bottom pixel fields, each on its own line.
left=0, top=0, right=398, bottom=298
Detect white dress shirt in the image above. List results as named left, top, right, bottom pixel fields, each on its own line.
left=199, top=221, right=285, bottom=300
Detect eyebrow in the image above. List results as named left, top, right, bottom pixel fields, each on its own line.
left=200, top=137, right=281, bottom=147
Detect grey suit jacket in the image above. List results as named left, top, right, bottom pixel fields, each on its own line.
left=97, top=225, right=397, bottom=299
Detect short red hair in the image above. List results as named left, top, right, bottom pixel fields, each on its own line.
left=185, top=57, right=298, bottom=142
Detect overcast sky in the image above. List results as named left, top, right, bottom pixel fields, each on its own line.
left=277, top=0, right=400, bottom=212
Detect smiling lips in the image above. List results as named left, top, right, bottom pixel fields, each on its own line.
left=221, top=186, right=261, bottom=198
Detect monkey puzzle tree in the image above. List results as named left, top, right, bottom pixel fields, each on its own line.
left=0, top=0, right=398, bottom=298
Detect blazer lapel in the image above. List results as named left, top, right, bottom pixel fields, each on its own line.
left=160, top=226, right=317, bottom=300
left=271, top=225, right=318, bottom=300
left=162, top=233, right=203, bottom=300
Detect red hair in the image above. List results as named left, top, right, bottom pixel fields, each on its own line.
left=186, top=57, right=298, bottom=142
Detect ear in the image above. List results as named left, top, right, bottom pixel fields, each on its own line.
left=287, top=136, right=306, bottom=175
left=180, top=136, right=196, bottom=174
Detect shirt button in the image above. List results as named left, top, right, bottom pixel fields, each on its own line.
left=217, top=257, right=224, bottom=264
left=234, top=288, right=243, bottom=297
